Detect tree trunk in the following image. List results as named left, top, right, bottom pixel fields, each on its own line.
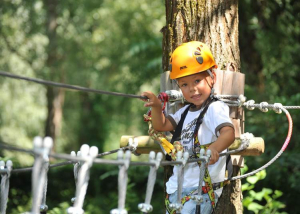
left=162, top=0, right=243, bottom=213
left=43, top=0, right=65, bottom=150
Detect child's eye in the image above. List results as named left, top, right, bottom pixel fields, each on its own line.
left=195, top=79, right=201, bottom=84
left=180, top=83, right=187, bottom=88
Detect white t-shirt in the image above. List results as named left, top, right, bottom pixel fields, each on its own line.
left=166, top=101, right=233, bottom=196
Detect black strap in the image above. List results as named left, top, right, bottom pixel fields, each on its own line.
left=170, top=98, right=218, bottom=144
left=170, top=104, right=192, bottom=144
left=226, top=155, right=233, bottom=179
left=166, top=104, right=191, bottom=161
left=167, top=98, right=218, bottom=161
left=192, top=98, right=217, bottom=138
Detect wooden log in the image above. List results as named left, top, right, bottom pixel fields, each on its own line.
left=120, top=135, right=264, bottom=157
left=120, top=135, right=161, bottom=154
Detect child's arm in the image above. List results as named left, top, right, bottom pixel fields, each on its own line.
left=141, top=91, right=174, bottom=132
left=207, top=126, right=235, bottom=165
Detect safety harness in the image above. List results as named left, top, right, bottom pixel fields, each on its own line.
left=165, top=97, right=232, bottom=213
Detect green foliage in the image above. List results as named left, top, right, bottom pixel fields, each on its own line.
left=242, top=165, right=287, bottom=214
left=0, top=0, right=165, bottom=213
left=1, top=0, right=300, bottom=213
left=240, top=0, right=300, bottom=213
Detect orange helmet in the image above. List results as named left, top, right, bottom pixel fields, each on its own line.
left=169, top=41, right=217, bottom=79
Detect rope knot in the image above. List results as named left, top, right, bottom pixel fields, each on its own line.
left=238, top=94, right=246, bottom=107
left=273, top=103, right=283, bottom=114
left=245, top=100, right=255, bottom=110
left=259, top=102, right=269, bottom=112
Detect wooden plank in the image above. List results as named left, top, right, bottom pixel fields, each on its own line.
left=213, top=69, right=224, bottom=95
left=221, top=70, right=234, bottom=95
left=231, top=119, right=241, bottom=138
left=231, top=155, right=244, bottom=168
left=231, top=72, right=245, bottom=95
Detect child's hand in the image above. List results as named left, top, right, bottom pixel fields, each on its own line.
left=207, top=146, right=219, bottom=165
left=141, top=91, right=162, bottom=108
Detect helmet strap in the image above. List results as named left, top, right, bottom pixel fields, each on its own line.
left=205, top=69, right=215, bottom=98
left=210, top=88, right=215, bottom=99
left=206, top=69, right=214, bottom=79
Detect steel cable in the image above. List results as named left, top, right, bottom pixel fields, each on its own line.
left=0, top=71, right=147, bottom=99
left=228, top=107, right=293, bottom=180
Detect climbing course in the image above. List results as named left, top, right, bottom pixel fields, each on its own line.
left=0, top=70, right=298, bottom=214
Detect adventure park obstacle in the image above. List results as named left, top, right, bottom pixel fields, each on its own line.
left=0, top=70, right=297, bottom=213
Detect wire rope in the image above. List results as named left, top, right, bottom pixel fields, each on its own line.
left=0, top=71, right=147, bottom=99
left=228, top=107, right=293, bottom=180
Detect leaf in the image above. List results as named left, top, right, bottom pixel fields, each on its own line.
left=242, top=196, right=254, bottom=207
left=273, top=190, right=283, bottom=199
left=247, top=175, right=259, bottom=184
left=247, top=202, right=264, bottom=212
left=242, top=183, right=254, bottom=191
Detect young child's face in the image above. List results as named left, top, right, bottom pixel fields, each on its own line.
left=177, top=72, right=214, bottom=108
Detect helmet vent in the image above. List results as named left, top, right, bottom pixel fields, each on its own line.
left=194, top=51, right=201, bottom=55
left=196, top=56, right=204, bottom=64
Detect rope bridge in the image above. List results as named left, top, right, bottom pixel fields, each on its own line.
left=0, top=71, right=297, bottom=213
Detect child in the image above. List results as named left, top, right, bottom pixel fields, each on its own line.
left=141, top=41, right=235, bottom=214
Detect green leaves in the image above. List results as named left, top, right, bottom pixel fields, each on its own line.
left=242, top=165, right=286, bottom=214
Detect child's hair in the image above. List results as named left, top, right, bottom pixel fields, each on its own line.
left=169, top=41, right=217, bottom=79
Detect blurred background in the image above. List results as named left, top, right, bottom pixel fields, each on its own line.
left=0, top=0, right=299, bottom=213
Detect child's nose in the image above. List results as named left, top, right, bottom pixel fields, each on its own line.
left=189, top=85, right=196, bottom=92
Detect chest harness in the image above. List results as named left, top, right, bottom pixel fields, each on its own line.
left=165, top=97, right=232, bottom=214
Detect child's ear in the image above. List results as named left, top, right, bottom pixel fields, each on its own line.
left=211, top=70, right=216, bottom=85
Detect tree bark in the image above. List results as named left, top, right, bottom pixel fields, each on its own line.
left=43, top=0, right=65, bottom=150
left=162, top=0, right=243, bottom=213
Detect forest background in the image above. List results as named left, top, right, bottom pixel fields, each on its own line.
left=0, top=0, right=299, bottom=213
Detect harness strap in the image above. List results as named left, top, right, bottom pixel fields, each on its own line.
left=165, top=182, right=227, bottom=214
left=168, top=98, right=219, bottom=209
left=167, top=98, right=233, bottom=210
left=196, top=144, right=216, bottom=209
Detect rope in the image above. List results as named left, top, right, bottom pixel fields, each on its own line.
left=0, top=96, right=295, bottom=202
left=0, top=70, right=296, bottom=212
left=228, top=107, right=293, bottom=180
left=0, top=142, right=136, bottom=174
left=0, top=71, right=147, bottom=100
left=0, top=141, right=249, bottom=174
left=0, top=161, right=12, bottom=214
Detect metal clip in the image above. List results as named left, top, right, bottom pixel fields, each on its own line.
left=165, top=90, right=183, bottom=102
